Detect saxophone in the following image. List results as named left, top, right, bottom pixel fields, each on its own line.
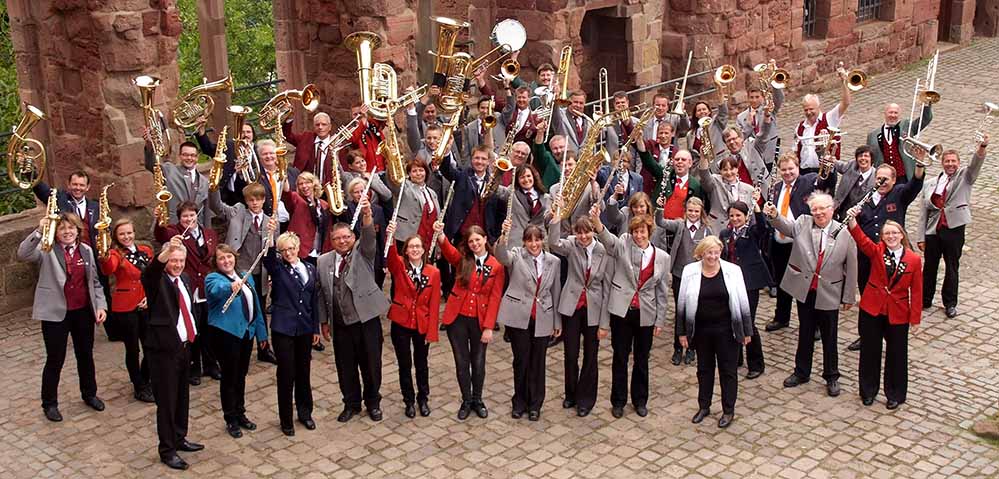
left=598, top=107, right=655, bottom=200
left=94, top=183, right=115, bottom=258
left=208, top=125, right=228, bottom=192
left=152, top=159, right=172, bottom=227
left=697, top=117, right=716, bottom=164
left=378, top=109, right=406, bottom=187
left=40, top=189, right=61, bottom=253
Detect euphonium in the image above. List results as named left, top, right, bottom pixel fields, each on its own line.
left=553, top=46, right=573, bottom=107
left=344, top=32, right=424, bottom=119
left=171, top=73, right=234, bottom=131
left=714, top=65, right=737, bottom=101
left=208, top=125, right=228, bottom=192
left=379, top=109, right=406, bottom=188
left=40, top=188, right=61, bottom=253
left=228, top=105, right=259, bottom=182
left=134, top=75, right=171, bottom=158
left=6, top=103, right=47, bottom=189
left=94, top=183, right=115, bottom=258
left=259, top=85, right=320, bottom=146
left=428, top=16, right=470, bottom=87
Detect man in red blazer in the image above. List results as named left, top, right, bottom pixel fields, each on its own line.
left=283, top=112, right=338, bottom=187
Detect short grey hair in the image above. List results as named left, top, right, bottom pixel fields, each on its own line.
left=314, top=112, right=331, bottom=123
left=802, top=94, right=821, bottom=106
left=806, top=191, right=834, bottom=209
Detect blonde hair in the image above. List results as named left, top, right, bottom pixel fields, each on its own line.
left=276, top=231, right=300, bottom=254
left=297, top=172, right=323, bottom=197
left=693, top=235, right=723, bottom=259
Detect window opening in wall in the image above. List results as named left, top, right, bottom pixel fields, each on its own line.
left=857, top=0, right=883, bottom=23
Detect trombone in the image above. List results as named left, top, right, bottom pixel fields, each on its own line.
left=592, top=68, right=609, bottom=118
left=672, top=51, right=693, bottom=115
left=906, top=50, right=940, bottom=142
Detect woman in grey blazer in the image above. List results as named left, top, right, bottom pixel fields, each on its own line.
left=387, top=158, right=440, bottom=250
left=18, top=212, right=108, bottom=422
left=677, top=236, right=753, bottom=429
left=604, top=191, right=655, bottom=236
left=498, top=164, right=550, bottom=249
left=496, top=223, right=562, bottom=421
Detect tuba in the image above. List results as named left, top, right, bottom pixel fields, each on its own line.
left=208, top=126, right=228, bottom=191
left=40, top=189, right=61, bottom=253
left=171, top=73, right=234, bottom=131
left=344, top=32, right=426, bottom=120
left=714, top=65, right=737, bottom=101
left=94, top=183, right=115, bottom=258
left=228, top=105, right=259, bottom=182
left=428, top=16, right=470, bottom=87
left=134, top=75, right=172, bottom=158
left=258, top=85, right=320, bottom=146
left=6, top=103, right=47, bottom=189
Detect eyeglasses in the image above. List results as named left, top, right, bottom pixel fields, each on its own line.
left=278, top=247, right=297, bottom=254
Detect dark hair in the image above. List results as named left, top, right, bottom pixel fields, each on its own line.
left=477, top=96, right=492, bottom=107
left=652, top=92, right=670, bottom=102
left=693, top=101, right=712, bottom=118
left=718, top=156, right=740, bottom=171
left=746, top=85, right=763, bottom=94
left=346, top=149, right=366, bottom=165
left=58, top=212, right=84, bottom=234
left=522, top=224, right=545, bottom=242
left=406, top=157, right=430, bottom=176
left=854, top=145, right=873, bottom=158
left=330, top=222, right=353, bottom=236
left=728, top=200, right=750, bottom=216
left=537, top=63, right=555, bottom=74
left=612, top=91, right=628, bottom=100
left=515, top=86, right=531, bottom=96
left=425, top=123, right=443, bottom=134
left=177, top=201, right=199, bottom=216
left=472, top=144, right=492, bottom=158
left=515, top=164, right=546, bottom=195
left=400, top=234, right=428, bottom=264
left=456, top=226, right=492, bottom=287
left=572, top=216, right=594, bottom=234
left=68, top=170, right=90, bottom=184
left=179, top=141, right=199, bottom=153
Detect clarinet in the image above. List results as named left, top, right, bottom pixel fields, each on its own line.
left=349, top=166, right=379, bottom=230
left=497, top=188, right=516, bottom=244
left=383, top=179, right=409, bottom=258
left=654, top=145, right=674, bottom=207
left=428, top=183, right=454, bottom=261
left=830, top=177, right=887, bottom=238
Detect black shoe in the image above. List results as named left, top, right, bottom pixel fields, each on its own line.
left=922, top=302, right=933, bottom=311
left=847, top=339, right=862, bottom=351
left=511, top=409, right=524, bottom=419
left=764, top=321, right=788, bottom=332
left=493, top=324, right=500, bottom=331
left=503, top=330, right=512, bottom=343
left=671, top=350, right=683, bottom=366
left=528, top=411, right=540, bottom=421
left=718, top=413, right=734, bottom=428
left=886, top=399, right=901, bottom=410
left=257, top=348, right=278, bottom=365
left=134, top=385, right=155, bottom=403
left=634, top=405, right=648, bottom=417
left=768, top=287, right=778, bottom=298
left=337, top=408, right=360, bottom=423
left=237, top=416, right=257, bottom=430
left=472, top=402, right=488, bottom=419
left=369, top=408, right=383, bottom=421
left=43, top=406, right=63, bottom=422
left=783, top=374, right=809, bottom=388
left=826, top=380, right=841, bottom=397
left=226, top=422, right=242, bottom=438
left=577, top=407, right=591, bottom=417
left=204, top=367, right=222, bottom=380
left=945, top=306, right=957, bottom=319
left=312, top=341, right=325, bottom=352
left=281, top=426, right=295, bottom=437
left=83, top=396, right=105, bottom=412
left=814, top=330, right=820, bottom=341
left=404, top=403, right=416, bottom=418
left=439, top=323, right=447, bottom=331
left=188, top=376, right=201, bottom=386
left=562, top=399, right=576, bottom=409
left=737, top=356, right=744, bottom=368
left=746, top=370, right=764, bottom=380
left=862, top=397, right=875, bottom=406
left=457, top=403, right=471, bottom=421
left=691, top=409, right=710, bottom=424
left=547, top=335, right=562, bottom=347
left=177, top=439, right=204, bottom=452
left=683, top=349, right=695, bottom=365
left=298, top=417, right=316, bottom=430
left=161, top=454, right=189, bottom=470
left=611, top=406, right=624, bottom=418
left=418, top=401, right=431, bottom=417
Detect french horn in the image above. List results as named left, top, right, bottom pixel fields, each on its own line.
left=6, top=103, right=47, bottom=189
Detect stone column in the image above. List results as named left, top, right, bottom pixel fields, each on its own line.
left=196, top=0, right=232, bottom=129
left=976, top=0, right=999, bottom=37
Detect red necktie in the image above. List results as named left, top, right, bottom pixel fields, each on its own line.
left=254, top=215, right=261, bottom=232
left=314, top=142, right=324, bottom=182
left=339, top=255, right=349, bottom=276
left=175, top=278, right=196, bottom=343
left=575, top=118, right=584, bottom=143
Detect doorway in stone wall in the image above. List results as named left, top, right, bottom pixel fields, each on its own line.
left=579, top=7, right=628, bottom=104
left=938, top=0, right=953, bottom=41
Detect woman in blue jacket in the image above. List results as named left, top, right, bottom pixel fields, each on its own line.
left=206, top=243, right=269, bottom=439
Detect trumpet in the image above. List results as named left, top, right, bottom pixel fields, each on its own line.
left=134, top=75, right=171, bottom=158
left=672, top=51, right=693, bottom=115
left=482, top=96, right=497, bottom=129
left=208, top=126, right=228, bottom=192
left=228, top=105, right=259, bottom=183
left=837, top=62, right=867, bottom=92
left=6, top=103, right=47, bottom=189
left=902, top=137, right=943, bottom=168
left=482, top=125, right=518, bottom=200
left=714, top=64, right=737, bottom=101
left=94, top=183, right=115, bottom=258
left=171, top=73, right=234, bottom=131
left=258, top=85, right=320, bottom=146
left=40, top=189, right=61, bottom=253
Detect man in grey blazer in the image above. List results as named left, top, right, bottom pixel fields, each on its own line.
left=718, top=114, right=775, bottom=192
left=318, top=197, right=391, bottom=422
left=914, top=136, right=988, bottom=318
left=643, top=92, right=690, bottom=149
left=554, top=90, right=594, bottom=154
left=765, top=192, right=857, bottom=397
left=865, top=102, right=933, bottom=183
left=604, top=92, right=642, bottom=167
left=736, top=82, right=785, bottom=166
left=18, top=213, right=108, bottom=422
left=462, top=96, right=506, bottom=160
left=144, top=137, right=217, bottom=227
left=832, top=145, right=877, bottom=218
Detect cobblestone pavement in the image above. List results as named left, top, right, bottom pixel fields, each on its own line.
left=3, top=39, right=999, bottom=479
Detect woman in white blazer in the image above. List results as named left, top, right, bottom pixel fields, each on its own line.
left=677, top=236, right=753, bottom=429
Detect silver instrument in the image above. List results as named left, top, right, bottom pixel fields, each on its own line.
left=349, top=166, right=378, bottom=230
left=383, top=180, right=408, bottom=258
left=906, top=50, right=940, bottom=142
left=428, top=183, right=454, bottom=262
left=672, top=51, right=693, bottom=115
left=902, top=137, right=943, bottom=168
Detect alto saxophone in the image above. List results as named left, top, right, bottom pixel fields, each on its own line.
left=40, top=189, right=61, bottom=253
left=152, top=158, right=172, bottom=227
left=208, top=126, right=228, bottom=192
left=94, top=183, right=115, bottom=258
left=378, top=109, right=406, bottom=187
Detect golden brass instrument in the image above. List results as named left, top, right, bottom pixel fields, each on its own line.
left=275, top=146, right=289, bottom=183
left=228, top=105, right=259, bottom=182
left=152, top=159, right=172, bottom=227
left=258, top=85, right=320, bottom=147
left=815, top=127, right=844, bottom=180
left=344, top=31, right=427, bottom=120
left=6, top=103, right=47, bottom=189
left=493, top=59, right=520, bottom=82
left=379, top=109, right=406, bottom=189
left=133, top=75, right=171, bottom=158
left=697, top=117, right=716, bottom=164
left=557, top=104, right=648, bottom=221
left=428, top=16, right=470, bottom=87
left=40, top=188, right=61, bottom=253
left=714, top=65, right=737, bottom=101
left=208, top=125, right=228, bottom=192
left=482, top=96, right=497, bottom=129
left=171, top=73, right=234, bottom=131
left=481, top=126, right=519, bottom=200
left=593, top=68, right=610, bottom=118
left=597, top=104, right=651, bottom=201
left=432, top=108, right=463, bottom=168
left=672, top=51, right=693, bottom=115
left=431, top=18, right=525, bottom=113
left=553, top=46, right=573, bottom=107
left=94, top=183, right=115, bottom=258
left=837, top=62, right=867, bottom=92
left=753, top=60, right=789, bottom=111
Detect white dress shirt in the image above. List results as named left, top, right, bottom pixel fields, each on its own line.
left=314, top=136, right=333, bottom=183
left=228, top=272, right=254, bottom=320
left=773, top=181, right=795, bottom=244
left=169, top=274, right=197, bottom=342
left=639, top=244, right=655, bottom=269
left=798, top=104, right=843, bottom=169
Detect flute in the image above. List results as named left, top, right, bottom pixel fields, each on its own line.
left=383, top=179, right=408, bottom=258
left=428, top=183, right=454, bottom=261
left=497, top=188, right=516, bottom=244
left=221, top=225, right=274, bottom=314
left=349, top=166, right=378, bottom=230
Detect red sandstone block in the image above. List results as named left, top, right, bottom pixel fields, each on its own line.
left=537, top=0, right=569, bottom=12
left=911, top=0, right=938, bottom=23
left=660, top=32, right=687, bottom=59
left=827, top=14, right=856, bottom=38
left=727, top=15, right=751, bottom=39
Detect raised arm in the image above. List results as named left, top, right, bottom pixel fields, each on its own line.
left=965, top=139, right=988, bottom=185
left=17, top=228, right=43, bottom=263
left=753, top=111, right=775, bottom=157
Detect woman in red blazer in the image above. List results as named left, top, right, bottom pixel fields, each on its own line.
left=847, top=212, right=922, bottom=411
left=99, top=218, right=155, bottom=403
left=434, top=222, right=505, bottom=421
left=281, top=172, right=330, bottom=265
left=385, top=220, right=441, bottom=419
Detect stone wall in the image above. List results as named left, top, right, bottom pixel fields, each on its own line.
left=0, top=211, right=41, bottom=312
left=977, top=0, right=999, bottom=36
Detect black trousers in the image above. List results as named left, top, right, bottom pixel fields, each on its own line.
left=437, top=257, right=455, bottom=299
left=671, top=275, right=685, bottom=353
left=148, top=342, right=190, bottom=458
left=390, top=322, right=430, bottom=405
left=41, top=308, right=97, bottom=408
left=251, top=271, right=269, bottom=352
left=447, top=315, right=487, bottom=404
left=610, top=309, right=654, bottom=408
left=770, top=241, right=794, bottom=325
left=923, top=225, right=964, bottom=308
left=113, top=310, right=150, bottom=388
left=859, top=311, right=909, bottom=403
left=562, top=307, right=599, bottom=410
left=331, top=318, right=383, bottom=411
left=794, top=291, right=840, bottom=381
left=272, top=332, right=314, bottom=428
left=210, top=327, right=253, bottom=424
left=189, top=302, right=218, bottom=377
left=740, top=288, right=765, bottom=373
left=508, top=320, right=549, bottom=413
left=694, top=326, right=739, bottom=414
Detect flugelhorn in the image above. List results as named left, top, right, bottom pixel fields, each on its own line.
left=40, top=188, right=60, bottom=253
left=258, top=84, right=320, bottom=146
left=134, top=75, right=171, bottom=158
left=837, top=62, right=867, bottom=91
left=172, top=73, right=234, bottom=131
left=228, top=105, right=259, bottom=182
left=94, top=183, right=115, bottom=258
left=6, top=103, right=47, bottom=189
left=902, top=137, right=943, bottom=167
left=208, top=126, right=228, bottom=191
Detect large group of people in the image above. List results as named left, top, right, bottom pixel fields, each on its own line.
left=16, top=40, right=990, bottom=472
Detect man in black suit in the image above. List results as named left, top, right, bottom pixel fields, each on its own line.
left=32, top=171, right=99, bottom=247
left=141, top=236, right=205, bottom=470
